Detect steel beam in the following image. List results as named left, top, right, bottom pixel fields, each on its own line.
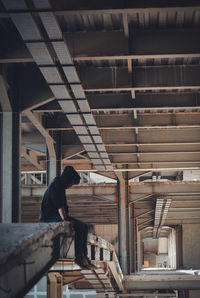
left=43, top=112, right=200, bottom=130
left=2, top=28, right=200, bottom=63
left=35, top=92, right=200, bottom=113
left=77, top=65, right=200, bottom=91
left=64, top=29, right=200, bottom=60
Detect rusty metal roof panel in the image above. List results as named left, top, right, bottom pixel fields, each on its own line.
left=58, top=13, right=122, bottom=32
left=57, top=8, right=200, bottom=32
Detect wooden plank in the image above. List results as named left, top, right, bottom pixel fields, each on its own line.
left=128, top=59, right=132, bottom=72
left=21, top=147, right=42, bottom=170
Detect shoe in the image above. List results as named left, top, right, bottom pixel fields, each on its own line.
left=75, top=256, right=92, bottom=269
left=85, top=256, right=98, bottom=269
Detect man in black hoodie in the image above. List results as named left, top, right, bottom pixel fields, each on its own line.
left=40, top=166, right=95, bottom=269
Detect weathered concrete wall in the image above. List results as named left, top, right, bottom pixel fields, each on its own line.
left=158, top=237, right=168, bottom=254
left=143, top=238, right=158, bottom=254
left=182, top=224, right=200, bottom=269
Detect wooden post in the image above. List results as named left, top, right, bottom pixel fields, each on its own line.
left=47, top=272, right=63, bottom=298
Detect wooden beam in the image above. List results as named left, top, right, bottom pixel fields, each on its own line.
left=24, top=110, right=56, bottom=158
left=21, top=147, right=42, bottom=170
left=62, top=145, right=85, bottom=160
left=115, top=171, right=125, bottom=183
left=113, top=161, right=200, bottom=165
left=131, top=89, right=135, bottom=99
left=24, top=97, right=55, bottom=111
left=47, top=272, right=63, bottom=298
left=128, top=59, right=132, bottom=73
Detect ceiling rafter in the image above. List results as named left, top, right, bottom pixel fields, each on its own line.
left=21, top=146, right=42, bottom=170
left=3, top=0, right=113, bottom=173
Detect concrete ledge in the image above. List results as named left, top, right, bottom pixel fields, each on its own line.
left=124, top=273, right=200, bottom=290
left=0, top=223, right=73, bottom=298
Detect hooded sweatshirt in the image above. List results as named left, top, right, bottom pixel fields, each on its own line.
left=39, top=166, right=80, bottom=221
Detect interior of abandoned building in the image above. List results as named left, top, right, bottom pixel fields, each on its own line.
left=0, top=1, right=200, bottom=298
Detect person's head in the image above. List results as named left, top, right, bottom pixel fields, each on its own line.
left=60, top=166, right=80, bottom=188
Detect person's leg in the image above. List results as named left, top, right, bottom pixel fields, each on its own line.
left=67, top=216, right=97, bottom=269
left=67, top=216, right=88, bottom=258
left=45, top=215, right=94, bottom=268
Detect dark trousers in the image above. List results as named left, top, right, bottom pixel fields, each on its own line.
left=45, top=214, right=88, bottom=257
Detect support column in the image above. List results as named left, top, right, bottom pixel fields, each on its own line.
left=12, top=111, right=21, bottom=222
left=55, top=131, right=62, bottom=177
left=0, top=75, right=21, bottom=222
left=0, top=111, right=12, bottom=222
left=117, top=172, right=129, bottom=274
left=176, top=225, right=183, bottom=269
left=130, top=202, right=136, bottom=273
left=47, top=272, right=63, bottom=298
left=46, top=131, right=62, bottom=185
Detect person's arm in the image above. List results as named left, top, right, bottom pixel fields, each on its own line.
left=51, top=182, right=69, bottom=220
left=58, top=207, right=68, bottom=221
left=58, top=207, right=74, bottom=231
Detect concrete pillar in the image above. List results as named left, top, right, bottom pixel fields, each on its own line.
left=0, top=75, right=21, bottom=223
left=118, top=176, right=129, bottom=274
left=12, top=111, right=21, bottom=222
left=0, top=112, right=13, bottom=222
left=129, top=203, right=135, bottom=273
left=176, top=225, right=183, bottom=269
left=55, top=131, right=62, bottom=177
left=131, top=203, right=137, bottom=273
left=46, top=150, right=57, bottom=185
left=46, top=131, right=62, bottom=185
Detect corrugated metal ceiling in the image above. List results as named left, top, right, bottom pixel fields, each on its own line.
left=57, top=9, right=200, bottom=32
